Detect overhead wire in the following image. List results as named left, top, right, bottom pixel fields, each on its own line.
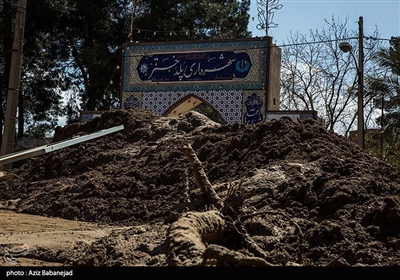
left=127, top=24, right=393, bottom=48
left=3, top=0, right=18, bottom=7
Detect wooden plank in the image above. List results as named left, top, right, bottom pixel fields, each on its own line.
left=166, top=96, right=202, bottom=117
left=0, top=125, right=124, bottom=167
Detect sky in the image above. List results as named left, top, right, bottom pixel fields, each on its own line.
left=248, top=0, right=400, bottom=45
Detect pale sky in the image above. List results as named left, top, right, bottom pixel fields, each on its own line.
left=248, top=0, right=400, bottom=45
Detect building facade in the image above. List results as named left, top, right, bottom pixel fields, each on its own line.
left=120, top=36, right=282, bottom=125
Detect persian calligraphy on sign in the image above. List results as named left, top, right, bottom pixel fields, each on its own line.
left=136, top=51, right=252, bottom=83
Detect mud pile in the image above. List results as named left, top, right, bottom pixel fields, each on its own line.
left=1, top=107, right=399, bottom=267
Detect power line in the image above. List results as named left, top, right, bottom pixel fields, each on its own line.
left=275, top=36, right=391, bottom=48
left=126, top=23, right=393, bottom=48
left=3, top=0, right=18, bottom=7
left=364, top=36, right=391, bottom=41
left=276, top=37, right=358, bottom=48
left=122, top=36, right=392, bottom=59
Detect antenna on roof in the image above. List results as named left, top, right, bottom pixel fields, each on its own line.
left=256, top=0, right=283, bottom=36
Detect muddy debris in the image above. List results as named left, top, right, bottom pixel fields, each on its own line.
left=0, top=107, right=399, bottom=269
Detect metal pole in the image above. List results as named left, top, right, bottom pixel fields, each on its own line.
left=381, top=92, right=384, bottom=160
left=0, top=125, right=124, bottom=166
left=265, top=1, right=269, bottom=35
left=358, top=16, right=364, bottom=150
left=1, top=0, right=27, bottom=170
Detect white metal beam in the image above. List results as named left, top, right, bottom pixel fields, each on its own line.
left=0, top=125, right=124, bottom=167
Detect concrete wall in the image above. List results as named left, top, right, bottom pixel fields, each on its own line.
left=267, top=44, right=281, bottom=111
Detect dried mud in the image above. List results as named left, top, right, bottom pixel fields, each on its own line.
left=1, top=107, right=400, bottom=269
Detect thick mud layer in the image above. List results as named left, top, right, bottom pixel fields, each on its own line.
left=1, top=108, right=399, bottom=267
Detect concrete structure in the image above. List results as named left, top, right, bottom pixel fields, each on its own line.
left=265, top=110, right=318, bottom=122
left=80, top=111, right=103, bottom=122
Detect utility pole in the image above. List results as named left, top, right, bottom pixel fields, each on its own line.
left=339, top=16, right=364, bottom=150
left=1, top=0, right=27, bottom=170
left=358, top=16, right=364, bottom=150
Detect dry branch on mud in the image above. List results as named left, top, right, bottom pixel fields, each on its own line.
left=166, top=142, right=282, bottom=266
left=181, top=143, right=224, bottom=209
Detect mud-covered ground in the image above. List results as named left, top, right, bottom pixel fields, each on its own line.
left=0, top=107, right=399, bottom=273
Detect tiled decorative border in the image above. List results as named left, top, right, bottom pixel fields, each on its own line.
left=122, top=89, right=266, bottom=125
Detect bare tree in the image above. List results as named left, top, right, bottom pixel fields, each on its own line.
left=279, top=16, right=385, bottom=136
